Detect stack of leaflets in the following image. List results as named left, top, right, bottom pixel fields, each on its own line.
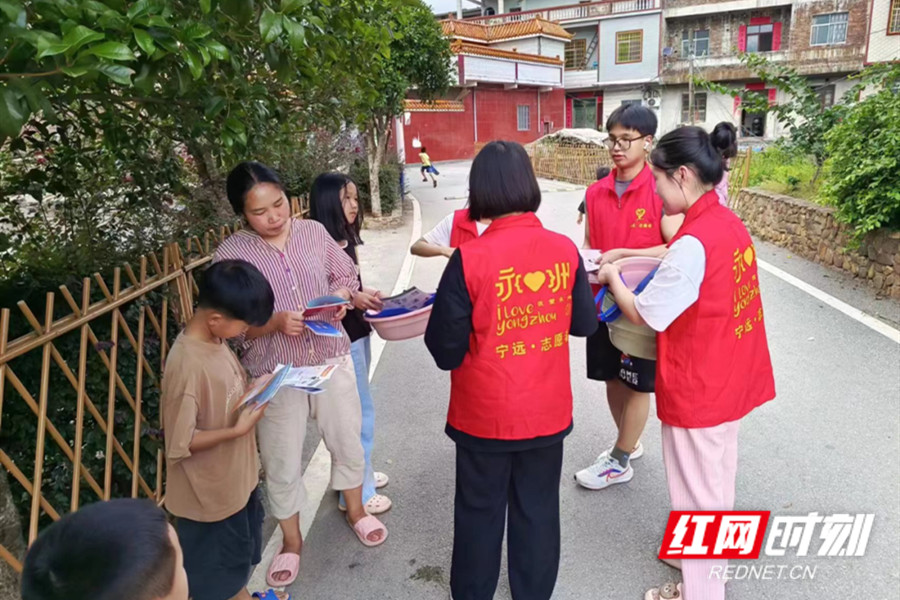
left=365, top=287, right=435, bottom=319
left=234, top=363, right=293, bottom=412
left=234, top=363, right=340, bottom=412
left=302, top=295, right=351, bottom=337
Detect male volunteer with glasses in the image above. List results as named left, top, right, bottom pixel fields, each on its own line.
left=575, top=103, right=685, bottom=495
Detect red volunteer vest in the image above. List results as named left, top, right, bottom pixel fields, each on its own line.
left=586, top=164, right=665, bottom=252
left=450, top=209, right=479, bottom=247
left=656, top=191, right=776, bottom=428
left=450, top=213, right=579, bottom=440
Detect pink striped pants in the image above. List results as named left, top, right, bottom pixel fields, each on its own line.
left=661, top=420, right=741, bottom=600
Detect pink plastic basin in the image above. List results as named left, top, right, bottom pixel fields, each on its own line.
left=616, top=256, right=663, bottom=290
left=602, top=256, right=663, bottom=360
left=364, top=304, right=434, bottom=341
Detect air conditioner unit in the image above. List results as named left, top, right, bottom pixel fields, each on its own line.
left=646, top=97, right=659, bottom=107
left=642, top=87, right=661, bottom=101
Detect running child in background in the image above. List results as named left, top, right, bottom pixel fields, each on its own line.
left=577, top=166, right=611, bottom=225
left=595, top=126, right=775, bottom=600
left=575, top=103, right=684, bottom=493
left=419, top=146, right=439, bottom=187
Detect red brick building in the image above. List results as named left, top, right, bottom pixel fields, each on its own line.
left=398, top=18, right=571, bottom=164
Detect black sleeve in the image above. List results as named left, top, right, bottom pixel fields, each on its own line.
left=578, top=200, right=585, bottom=214
left=570, top=256, right=599, bottom=337
left=425, top=250, right=473, bottom=371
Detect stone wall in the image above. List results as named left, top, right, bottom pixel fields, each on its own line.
left=732, top=188, right=900, bottom=299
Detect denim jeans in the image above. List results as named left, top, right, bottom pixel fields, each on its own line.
left=340, top=336, right=377, bottom=506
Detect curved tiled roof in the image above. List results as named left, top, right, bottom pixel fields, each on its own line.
left=404, top=99, right=466, bottom=112
left=441, top=16, right=572, bottom=42
left=450, top=41, right=563, bottom=65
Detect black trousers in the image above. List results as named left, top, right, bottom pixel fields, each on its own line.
left=450, top=441, right=563, bottom=600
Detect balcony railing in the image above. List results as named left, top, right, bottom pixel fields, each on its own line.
left=662, top=46, right=865, bottom=81
left=464, top=0, right=660, bottom=26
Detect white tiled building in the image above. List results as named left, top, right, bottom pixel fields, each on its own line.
left=435, top=0, right=898, bottom=140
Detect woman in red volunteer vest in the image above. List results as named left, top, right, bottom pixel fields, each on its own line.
left=596, top=127, right=775, bottom=600
left=576, top=103, right=685, bottom=493
left=410, top=208, right=490, bottom=259
left=425, top=141, right=597, bottom=600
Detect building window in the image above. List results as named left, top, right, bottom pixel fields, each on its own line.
left=616, top=30, right=643, bottom=64
left=680, top=92, right=707, bottom=123
left=816, top=84, right=835, bottom=110
left=891, top=0, right=900, bottom=34
left=517, top=105, right=530, bottom=131
left=681, top=29, right=710, bottom=57
left=747, top=23, right=774, bottom=52
left=621, top=99, right=642, bottom=106
left=565, top=38, right=587, bottom=70
left=811, top=13, right=848, bottom=45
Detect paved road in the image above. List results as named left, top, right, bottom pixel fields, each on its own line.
left=285, top=161, right=900, bottom=599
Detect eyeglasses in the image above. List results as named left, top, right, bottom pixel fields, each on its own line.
left=604, top=136, right=645, bottom=151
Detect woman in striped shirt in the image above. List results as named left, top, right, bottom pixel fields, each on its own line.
left=214, top=162, right=388, bottom=589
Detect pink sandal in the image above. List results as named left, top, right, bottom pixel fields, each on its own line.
left=266, top=548, right=300, bottom=588
left=347, top=514, right=388, bottom=547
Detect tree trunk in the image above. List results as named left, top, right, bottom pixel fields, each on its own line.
left=365, top=121, right=383, bottom=218
left=0, top=470, right=25, bottom=597
left=185, top=141, right=232, bottom=223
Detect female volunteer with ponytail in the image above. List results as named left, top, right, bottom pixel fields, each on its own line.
left=595, top=127, right=775, bottom=600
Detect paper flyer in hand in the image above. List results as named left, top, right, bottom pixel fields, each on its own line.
left=305, top=320, right=343, bottom=337
left=302, top=295, right=351, bottom=318
left=234, top=363, right=292, bottom=412
left=580, top=249, right=602, bottom=273
left=281, top=364, right=338, bottom=395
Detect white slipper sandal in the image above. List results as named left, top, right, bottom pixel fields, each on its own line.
left=375, top=471, right=389, bottom=489
left=339, top=493, right=392, bottom=515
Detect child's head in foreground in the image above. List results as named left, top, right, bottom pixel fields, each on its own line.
left=21, top=498, right=189, bottom=600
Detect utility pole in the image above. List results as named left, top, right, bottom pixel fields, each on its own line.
left=688, top=42, right=695, bottom=125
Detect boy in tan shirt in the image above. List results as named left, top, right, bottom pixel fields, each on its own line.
left=162, top=259, right=286, bottom=600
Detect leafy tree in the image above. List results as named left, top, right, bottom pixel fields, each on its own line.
left=346, top=1, right=452, bottom=216
left=821, top=83, right=900, bottom=239
left=694, top=55, right=896, bottom=184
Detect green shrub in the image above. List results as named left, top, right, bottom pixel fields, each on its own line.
left=822, top=88, right=900, bottom=239
left=747, top=145, right=820, bottom=200
left=350, top=154, right=401, bottom=216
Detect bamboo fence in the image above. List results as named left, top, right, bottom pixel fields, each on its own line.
left=0, top=197, right=308, bottom=573
left=527, top=143, right=614, bottom=187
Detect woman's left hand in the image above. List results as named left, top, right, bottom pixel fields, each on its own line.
left=597, top=263, right=621, bottom=286
left=352, top=291, right=385, bottom=312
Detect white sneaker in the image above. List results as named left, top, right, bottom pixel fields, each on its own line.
left=574, top=454, right=634, bottom=490
left=587, top=440, right=645, bottom=467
